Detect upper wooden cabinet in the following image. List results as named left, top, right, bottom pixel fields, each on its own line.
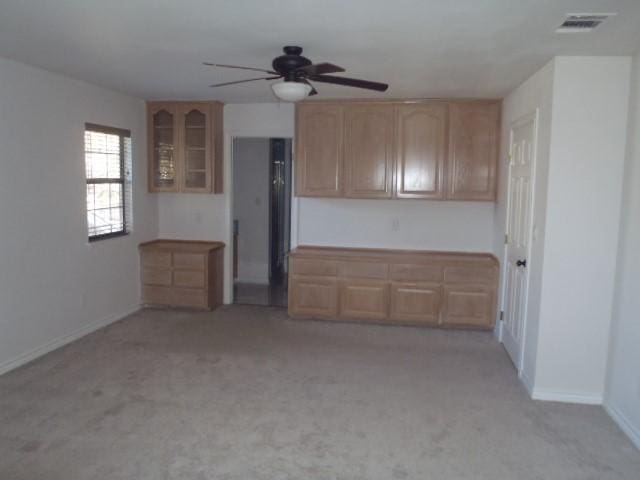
left=294, top=99, right=500, bottom=201
left=295, top=104, right=343, bottom=197
left=149, top=104, right=179, bottom=192
left=147, top=101, right=223, bottom=194
left=344, top=105, right=395, bottom=198
left=395, top=103, right=447, bottom=199
left=447, top=102, right=500, bottom=201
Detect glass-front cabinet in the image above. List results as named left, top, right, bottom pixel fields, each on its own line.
left=182, top=106, right=210, bottom=192
left=147, top=101, right=223, bottom=194
left=149, top=106, right=178, bottom=191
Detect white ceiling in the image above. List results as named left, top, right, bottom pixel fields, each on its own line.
left=0, top=0, right=639, bottom=102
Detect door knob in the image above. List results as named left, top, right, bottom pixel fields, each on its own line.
left=516, top=259, right=527, bottom=267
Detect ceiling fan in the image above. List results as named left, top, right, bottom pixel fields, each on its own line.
left=204, top=46, right=389, bottom=101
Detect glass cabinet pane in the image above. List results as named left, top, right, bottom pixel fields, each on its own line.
left=152, top=110, right=176, bottom=189
left=183, top=109, right=208, bottom=190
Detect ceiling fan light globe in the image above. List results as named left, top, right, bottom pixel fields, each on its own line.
left=271, top=81, right=312, bottom=102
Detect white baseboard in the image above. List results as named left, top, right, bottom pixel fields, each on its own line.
left=520, top=370, right=535, bottom=396
left=604, top=401, right=640, bottom=450
left=531, top=389, right=603, bottom=405
left=0, top=305, right=139, bottom=376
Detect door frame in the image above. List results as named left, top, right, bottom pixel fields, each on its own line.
left=499, top=109, right=539, bottom=375
left=226, top=132, right=297, bottom=304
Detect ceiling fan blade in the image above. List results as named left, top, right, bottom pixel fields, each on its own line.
left=296, top=62, right=345, bottom=76
left=203, top=62, right=278, bottom=75
left=309, top=75, right=388, bottom=92
left=300, top=79, right=318, bottom=96
left=210, top=76, right=281, bottom=87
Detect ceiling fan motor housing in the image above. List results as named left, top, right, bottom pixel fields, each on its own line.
left=272, top=46, right=311, bottom=81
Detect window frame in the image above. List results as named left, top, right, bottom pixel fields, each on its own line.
left=85, top=123, right=131, bottom=242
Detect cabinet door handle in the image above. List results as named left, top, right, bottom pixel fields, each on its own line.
left=516, top=259, right=527, bottom=267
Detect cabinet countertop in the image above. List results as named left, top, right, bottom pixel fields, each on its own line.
left=290, top=245, right=498, bottom=264
left=139, top=239, right=225, bottom=253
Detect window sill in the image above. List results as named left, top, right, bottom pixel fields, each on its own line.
left=88, top=231, right=129, bottom=243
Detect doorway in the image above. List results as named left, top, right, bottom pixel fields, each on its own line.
left=232, top=137, right=292, bottom=307
left=502, top=111, right=538, bottom=372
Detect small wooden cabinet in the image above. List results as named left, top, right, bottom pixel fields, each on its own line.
left=147, top=101, right=223, bottom=194
left=294, top=99, right=499, bottom=201
left=139, top=240, right=224, bottom=310
left=288, top=246, right=498, bottom=329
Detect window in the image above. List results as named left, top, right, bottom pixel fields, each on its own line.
left=84, top=124, right=132, bottom=241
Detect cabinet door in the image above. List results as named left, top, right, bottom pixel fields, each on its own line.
left=447, top=102, right=500, bottom=201
left=339, top=279, right=389, bottom=321
left=295, top=104, right=343, bottom=197
left=148, top=103, right=179, bottom=192
left=289, top=275, right=338, bottom=318
left=395, top=104, right=447, bottom=199
left=389, top=282, right=441, bottom=324
left=441, top=284, right=495, bottom=329
left=180, top=103, right=212, bottom=193
left=344, top=105, right=395, bottom=198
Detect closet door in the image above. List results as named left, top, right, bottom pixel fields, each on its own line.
left=148, top=103, right=179, bottom=192
left=447, top=102, right=500, bottom=201
left=395, top=103, right=447, bottom=199
left=180, top=103, right=212, bottom=193
left=344, top=104, right=395, bottom=198
left=295, top=104, right=343, bottom=197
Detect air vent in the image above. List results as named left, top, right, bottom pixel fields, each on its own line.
left=556, top=13, right=616, bottom=33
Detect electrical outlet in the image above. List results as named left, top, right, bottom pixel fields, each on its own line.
left=391, top=218, right=400, bottom=232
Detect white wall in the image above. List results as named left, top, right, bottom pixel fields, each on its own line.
left=533, top=57, right=631, bottom=402
left=605, top=51, right=640, bottom=449
left=298, top=199, right=494, bottom=252
left=0, top=57, right=157, bottom=373
left=232, top=138, right=270, bottom=283
left=496, top=59, right=555, bottom=387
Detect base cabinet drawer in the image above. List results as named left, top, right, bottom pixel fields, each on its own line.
left=142, top=267, right=172, bottom=286
left=339, top=280, right=389, bottom=321
left=173, top=253, right=206, bottom=270
left=389, top=282, right=440, bottom=324
left=173, top=270, right=206, bottom=288
left=291, top=258, right=338, bottom=277
left=171, top=287, right=208, bottom=308
left=142, top=285, right=173, bottom=305
left=289, top=275, right=338, bottom=318
left=441, top=284, right=495, bottom=328
left=141, top=251, right=171, bottom=268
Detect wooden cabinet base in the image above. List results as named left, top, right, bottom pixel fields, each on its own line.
left=139, top=240, right=224, bottom=310
left=288, top=246, right=498, bottom=330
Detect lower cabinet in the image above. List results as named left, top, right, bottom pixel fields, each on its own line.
left=289, top=275, right=338, bottom=318
left=288, top=246, right=498, bottom=330
left=339, top=280, right=389, bottom=321
left=389, top=282, right=440, bottom=325
left=441, top=284, right=495, bottom=328
left=139, top=240, right=224, bottom=310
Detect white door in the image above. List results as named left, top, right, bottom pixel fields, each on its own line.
left=502, top=111, right=537, bottom=371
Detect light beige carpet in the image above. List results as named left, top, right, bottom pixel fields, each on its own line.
left=0, top=305, right=638, bottom=479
